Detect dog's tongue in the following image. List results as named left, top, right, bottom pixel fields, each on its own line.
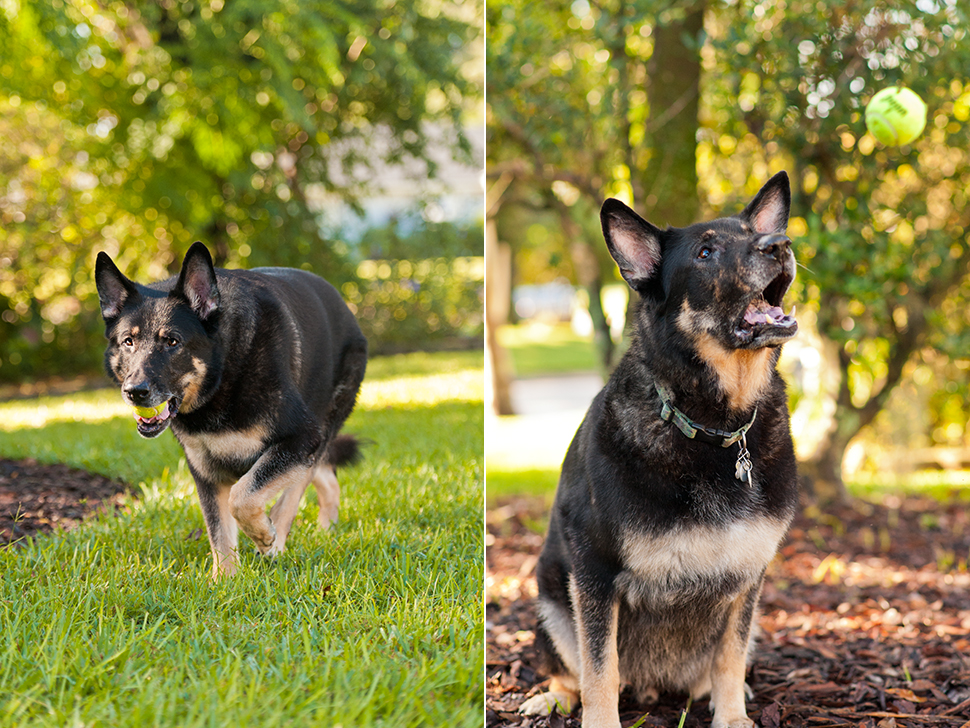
left=744, top=298, right=789, bottom=326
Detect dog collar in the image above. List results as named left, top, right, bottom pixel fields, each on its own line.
left=655, top=383, right=756, bottom=483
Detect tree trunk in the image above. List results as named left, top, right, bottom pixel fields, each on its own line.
left=624, top=4, right=706, bottom=333
left=486, top=218, right=515, bottom=416
left=640, top=4, right=704, bottom=227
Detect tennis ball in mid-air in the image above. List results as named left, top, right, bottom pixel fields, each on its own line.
left=865, top=87, right=927, bottom=146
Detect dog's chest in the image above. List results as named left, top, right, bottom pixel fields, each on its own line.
left=616, top=517, right=788, bottom=604
left=178, top=425, right=269, bottom=482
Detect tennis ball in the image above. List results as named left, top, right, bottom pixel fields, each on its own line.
left=133, top=403, right=166, bottom=419
left=865, top=87, right=927, bottom=146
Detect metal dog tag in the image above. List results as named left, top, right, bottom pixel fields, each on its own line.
left=735, top=433, right=753, bottom=484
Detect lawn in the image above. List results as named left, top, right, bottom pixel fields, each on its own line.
left=0, top=351, right=484, bottom=728
left=497, top=323, right=599, bottom=377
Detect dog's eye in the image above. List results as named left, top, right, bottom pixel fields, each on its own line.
left=166, top=337, right=180, bottom=348
left=697, top=246, right=713, bottom=260
left=122, top=336, right=134, bottom=348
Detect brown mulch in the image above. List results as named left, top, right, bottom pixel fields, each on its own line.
left=487, top=494, right=970, bottom=728
left=0, top=458, right=130, bottom=544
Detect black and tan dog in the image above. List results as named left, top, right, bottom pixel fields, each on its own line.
left=95, top=243, right=367, bottom=578
left=520, top=172, right=800, bottom=728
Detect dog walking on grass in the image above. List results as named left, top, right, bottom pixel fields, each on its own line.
left=95, top=243, right=367, bottom=578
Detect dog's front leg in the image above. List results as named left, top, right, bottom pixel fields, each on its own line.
left=192, top=473, right=239, bottom=579
left=570, top=574, right=621, bottom=728
left=709, top=583, right=762, bottom=728
left=229, top=436, right=318, bottom=555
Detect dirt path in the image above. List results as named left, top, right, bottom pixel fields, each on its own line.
left=487, top=494, right=970, bottom=727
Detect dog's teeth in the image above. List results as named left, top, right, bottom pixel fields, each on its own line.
left=765, top=313, right=775, bottom=324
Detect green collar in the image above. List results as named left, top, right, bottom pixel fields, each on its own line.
left=655, top=383, right=756, bottom=449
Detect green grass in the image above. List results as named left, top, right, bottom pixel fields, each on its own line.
left=498, top=323, right=599, bottom=377
left=484, top=469, right=559, bottom=506
left=0, top=351, right=483, bottom=728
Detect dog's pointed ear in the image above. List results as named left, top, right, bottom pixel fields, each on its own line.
left=95, top=252, right=140, bottom=320
left=174, top=242, right=220, bottom=321
left=601, top=198, right=663, bottom=290
left=742, top=171, right=791, bottom=234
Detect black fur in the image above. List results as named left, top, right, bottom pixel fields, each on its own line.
left=522, top=173, right=800, bottom=728
left=95, top=242, right=367, bottom=577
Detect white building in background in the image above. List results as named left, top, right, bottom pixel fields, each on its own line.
left=308, top=123, right=484, bottom=243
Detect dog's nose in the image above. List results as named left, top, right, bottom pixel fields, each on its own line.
left=754, top=233, right=791, bottom=260
left=124, top=380, right=152, bottom=405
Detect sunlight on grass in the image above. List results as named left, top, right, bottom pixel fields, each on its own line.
left=497, top=322, right=598, bottom=376
left=0, top=351, right=484, bottom=431
left=0, top=389, right=129, bottom=430
left=486, top=411, right=580, bottom=472
left=358, top=368, right=483, bottom=408
left=849, top=470, right=970, bottom=501
left=0, top=350, right=484, bottom=728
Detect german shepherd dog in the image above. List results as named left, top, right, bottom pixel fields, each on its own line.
left=95, top=243, right=368, bottom=578
left=520, top=172, right=799, bottom=728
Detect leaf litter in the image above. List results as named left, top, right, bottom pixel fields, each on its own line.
left=487, top=493, right=970, bottom=728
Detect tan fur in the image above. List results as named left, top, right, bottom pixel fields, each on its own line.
left=208, top=485, right=239, bottom=578
left=709, top=596, right=758, bottom=728
left=180, top=424, right=269, bottom=474
left=519, top=676, right=579, bottom=717
left=178, top=357, right=209, bottom=413
left=571, top=572, right=622, bottom=728
left=266, top=477, right=311, bottom=553
left=620, top=518, right=788, bottom=588
left=676, top=301, right=775, bottom=412
left=311, top=463, right=340, bottom=530
left=538, top=597, right=581, bottom=678
left=694, top=333, right=773, bottom=412
left=229, top=462, right=313, bottom=553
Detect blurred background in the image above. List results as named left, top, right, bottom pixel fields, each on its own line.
left=0, top=0, right=484, bottom=388
left=485, top=0, right=970, bottom=505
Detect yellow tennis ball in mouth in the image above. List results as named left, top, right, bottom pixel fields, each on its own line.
left=865, top=87, right=927, bottom=146
left=133, top=403, right=166, bottom=419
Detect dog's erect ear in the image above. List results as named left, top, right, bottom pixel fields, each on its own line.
left=174, top=242, right=220, bottom=321
left=601, top=198, right=663, bottom=290
left=95, top=252, right=140, bottom=320
left=741, top=171, right=791, bottom=235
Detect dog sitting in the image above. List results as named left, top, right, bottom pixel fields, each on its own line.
left=520, top=172, right=800, bottom=728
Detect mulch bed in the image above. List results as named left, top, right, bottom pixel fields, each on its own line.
left=0, top=458, right=130, bottom=544
left=487, top=494, right=970, bottom=728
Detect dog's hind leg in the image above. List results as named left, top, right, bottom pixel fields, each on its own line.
left=311, top=463, right=340, bottom=530
left=267, top=477, right=311, bottom=554
left=308, top=339, right=367, bottom=530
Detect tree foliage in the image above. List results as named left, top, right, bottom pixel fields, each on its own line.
left=703, top=0, right=970, bottom=496
left=487, top=0, right=970, bottom=496
left=0, top=0, right=481, bottom=380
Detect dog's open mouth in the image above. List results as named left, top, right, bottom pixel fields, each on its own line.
left=736, top=270, right=797, bottom=345
left=134, top=398, right=179, bottom=438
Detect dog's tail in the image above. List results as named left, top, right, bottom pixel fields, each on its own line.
left=326, top=434, right=367, bottom=470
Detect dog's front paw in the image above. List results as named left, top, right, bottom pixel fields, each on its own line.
left=712, top=716, right=754, bottom=728
left=519, top=691, right=576, bottom=716
left=252, top=522, right=278, bottom=554
left=263, top=538, right=285, bottom=557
